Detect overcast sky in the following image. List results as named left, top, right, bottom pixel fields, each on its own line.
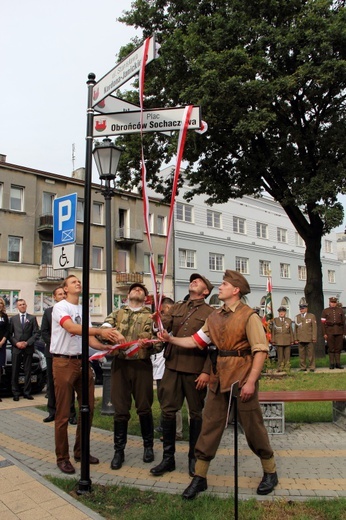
left=1, top=1, right=345, bottom=231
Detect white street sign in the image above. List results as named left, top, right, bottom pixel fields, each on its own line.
left=94, top=95, right=139, bottom=114
left=53, top=244, right=75, bottom=269
left=93, top=106, right=201, bottom=136
left=92, top=36, right=157, bottom=107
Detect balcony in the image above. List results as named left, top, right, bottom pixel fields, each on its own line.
left=37, top=264, right=67, bottom=283
left=115, top=227, right=143, bottom=244
left=116, top=272, right=144, bottom=288
left=38, top=213, right=53, bottom=239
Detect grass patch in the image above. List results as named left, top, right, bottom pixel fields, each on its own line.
left=46, top=476, right=346, bottom=519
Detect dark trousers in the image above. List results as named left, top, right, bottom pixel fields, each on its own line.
left=195, top=382, right=274, bottom=462
left=111, top=358, right=153, bottom=422
left=53, top=357, right=94, bottom=463
left=11, top=347, right=33, bottom=397
left=159, top=368, right=207, bottom=421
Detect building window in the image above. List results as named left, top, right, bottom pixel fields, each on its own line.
left=89, top=293, right=101, bottom=314
left=147, top=213, right=154, bottom=234
left=158, top=254, right=164, bottom=274
left=233, top=216, right=246, bottom=234
left=0, top=183, right=3, bottom=208
left=280, top=263, right=291, bottom=278
left=325, top=240, right=333, bottom=253
left=8, top=236, right=22, bottom=262
left=92, top=246, right=102, bottom=270
left=41, top=241, right=53, bottom=265
left=34, top=291, right=53, bottom=313
left=256, top=222, right=268, bottom=239
left=42, top=192, right=54, bottom=214
left=298, top=265, right=307, bottom=281
left=176, top=202, right=193, bottom=223
left=277, top=228, right=288, bottom=243
left=259, top=260, right=271, bottom=276
left=75, top=245, right=83, bottom=268
left=179, top=249, right=196, bottom=269
left=10, top=186, right=24, bottom=211
left=295, top=233, right=304, bottom=247
left=144, top=253, right=150, bottom=273
left=207, top=210, right=221, bottom=229
left=209, top=253, right=224, bottom=271
left=328, top=270, right=336, bottom=283
left=118, top=250, right=128, bottom=272
left=0, top=290, right=20, bottom=313
left=157, top=215, right=167, bottom=235
left=92, top=202, right=103, bottom=225
left=77, top=199, right=84, bottom=222
left=235, top=256, right=249, bottom=274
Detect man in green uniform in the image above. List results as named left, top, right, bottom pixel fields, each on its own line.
left=321, top=297, right=345, bottom=369
left=158, top=270, right=278, bottom=499
left=102, top=283, right=159, bottom=470
left=150, top=273, right=214, bottom=478
left=294, top=303, right=317, bottom=372
left=271, top=306, right=294, bottom=371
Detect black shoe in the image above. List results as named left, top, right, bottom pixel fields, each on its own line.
left=155, top=426, right=163, bottom=433
left=13, top=396, right=19, bottom=401
left=256, top=472, right=278, bottom=495
left=188, top=458, right=196, bottom=477
left=69, top=416, right=77, bottom=425
left=43, top=415, right=55, bottom=423
left=143, top=447, right=154, bottom=463
left=111, top=450, right=124, bottom=470
left=330, top=365, right=335, bottom=369
left=299, top=369, right=307, bottom=372
left=182, top=476, right=208, bottom=500
left=24, top=395, right=34, bottom=400
left=335, top=364, right=344, bottom=369
left=150, top=457, right=175, bottom=476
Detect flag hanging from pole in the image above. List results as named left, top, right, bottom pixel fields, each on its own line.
left=262, top=275, right=273, bottom=341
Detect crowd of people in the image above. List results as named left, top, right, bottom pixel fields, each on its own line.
left=0, top=272, right=345, bottom=499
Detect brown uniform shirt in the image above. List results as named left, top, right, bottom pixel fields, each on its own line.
left=271, top=317, right=294, bottom=346
left=321, top=307, right=345, bottom=335
left=294, top=313, right=317, bottom=342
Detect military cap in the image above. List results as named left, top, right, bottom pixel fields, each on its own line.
left=128, top=282, right=148, bottom=297
left=190, top=273, right=214, bottom=296
left=299, top=303, right=308, bottom=309
left=329, top=297, right=338, bottom=303
left=223, top=270, right=251, bottom=296
left=278, top=306, right=287, bottom=312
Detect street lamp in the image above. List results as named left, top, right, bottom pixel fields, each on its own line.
left=93, top=137, right=123, bottom=416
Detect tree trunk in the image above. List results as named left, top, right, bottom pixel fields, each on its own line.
left=304, top=235, right=325, bottom=358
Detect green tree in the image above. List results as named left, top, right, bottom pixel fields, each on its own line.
left=115, top=0, right=346, bottom=354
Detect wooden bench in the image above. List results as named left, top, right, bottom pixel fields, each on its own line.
left=258, top=391, right=346, bottom=433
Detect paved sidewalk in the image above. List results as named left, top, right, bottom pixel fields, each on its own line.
left=1, top=380, right=346, bottom=519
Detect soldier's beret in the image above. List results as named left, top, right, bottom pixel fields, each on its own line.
left=223, top=270, right=251, bottom=296
left=190, top=273, right=214, bottom=295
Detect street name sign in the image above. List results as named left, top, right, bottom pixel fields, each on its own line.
left=93, top=106, right=201, bottom=136
left=92, top=36, right=157, bottom=108
left=94, top=95, right=140, bottom=114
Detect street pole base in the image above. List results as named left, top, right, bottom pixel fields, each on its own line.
left=77, top=479, right=92, bottom=495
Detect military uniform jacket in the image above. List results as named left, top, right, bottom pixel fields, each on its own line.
left=294, top=313, right=317, bottom=342
left=162, top=298, right=213, bottom=374
left=103, top=305, right=158, bottom=360
left=271, top=317, right=294, bottom=346
left=321, top=307, right=345, bottom=335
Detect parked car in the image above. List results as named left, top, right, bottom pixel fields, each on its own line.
left=0, top=341, right=47, bottom=397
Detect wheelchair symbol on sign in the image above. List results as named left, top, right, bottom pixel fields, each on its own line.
left=59, top=247, right=70, bottom=268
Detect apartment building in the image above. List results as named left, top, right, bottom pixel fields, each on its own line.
left=0, top=155, right=173, bottom=320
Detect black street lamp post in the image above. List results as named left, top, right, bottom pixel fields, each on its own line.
left=93, top=138, right=123, bottom=415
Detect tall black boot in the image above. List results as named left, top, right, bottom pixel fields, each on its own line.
left=110, top=421, right=128, bottom=470
left=188, top=418, right=202, bottom=477
left=140, top=413, right=154, bottom=463
left=150, top=417, right=176, bottom=476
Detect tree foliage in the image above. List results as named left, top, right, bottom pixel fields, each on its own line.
left=115, top=0, right=346, bottom=346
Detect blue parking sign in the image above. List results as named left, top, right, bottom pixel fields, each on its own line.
left=53, top=193, right=77, bottom=247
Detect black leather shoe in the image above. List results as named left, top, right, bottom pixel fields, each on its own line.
left=43, top=415, right=55, bottom=423
left=69, top=416, right=77, bottom=425
left=188, top=457, right=196, bottom=477
left=256, top=472, right=278, bottom=495
left=143, top=447, right=154, bottom=463
left=111, top=450, right=124, bottom=470
left=13, top=396, right=19, bottom=402
left=330, top=365, right=335, bottom=369
left=24, top=395, right=34, bottom=400
left=150, top=457, right=175, bottom=476
left=336, top=364, right=344, bottom=369
left=182, top=476, right=208, bottom=500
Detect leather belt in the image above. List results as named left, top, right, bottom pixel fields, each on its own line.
left=53, top=354, right=82, bottom=359
left=218, top=349, right=252, bottom=357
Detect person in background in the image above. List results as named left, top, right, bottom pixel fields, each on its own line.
left=321, top=296, right=345, bottom=369
left=150, top=273, right=214, bottom=478
left=9, top=299, right=39, bottom=401
left=271, top=306, right=294, bottom=371
left=0, top=298, right=10, bottom=402
left=158, top=270, right=278, bottom=499
left=294, top=303, right=317, bottom=372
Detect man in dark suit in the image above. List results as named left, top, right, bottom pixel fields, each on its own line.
left=10, top=299, right=39, bottom=401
